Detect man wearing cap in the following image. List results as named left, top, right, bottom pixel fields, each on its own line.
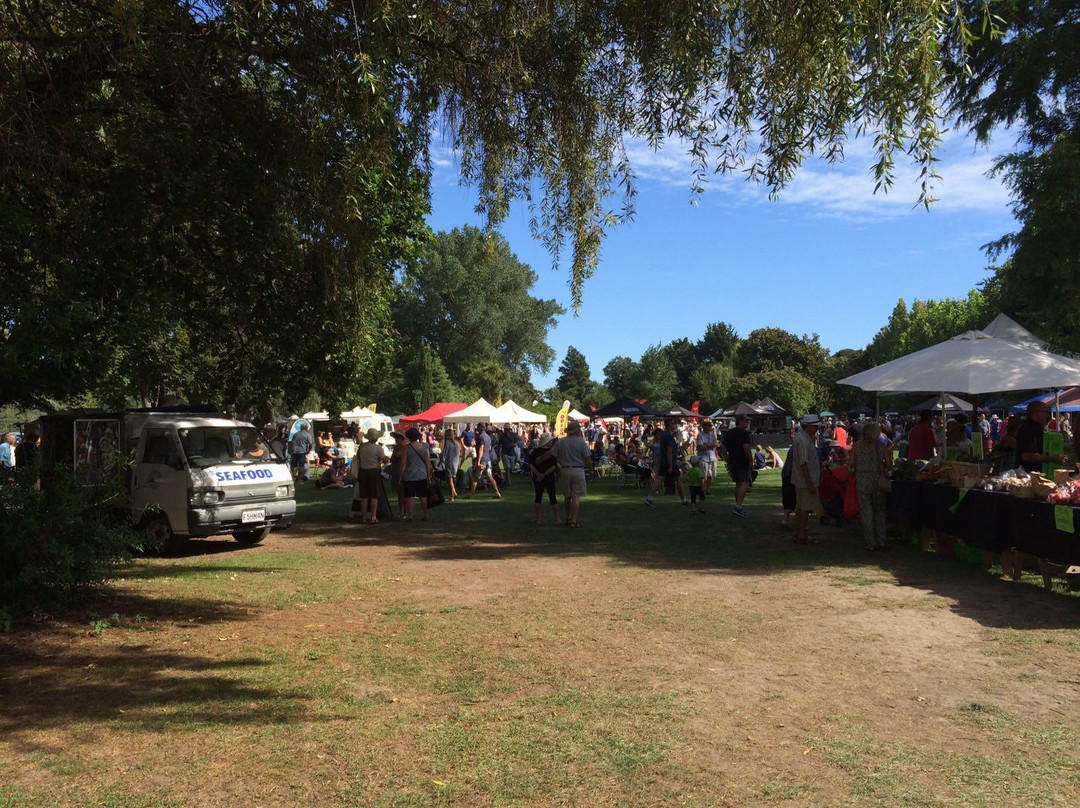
left=553, top=420, right=593, bottom=527
left=721, top=412, right=754, bottom=517
left=790, top=414, right=822, bottom=544
left=290, top=422, right=314, bottom=483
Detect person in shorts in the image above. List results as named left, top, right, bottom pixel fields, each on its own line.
left=290, top=423, right=314, bottom=483
left=529, top=434, right=560, bottom=525
left=721, top=413, right=753, bottom=517
left=695, top=419, right=719, bottom=494
left=553, top=421, right=593, bottom=527
left=790, top=414, right=823, bottom=544
left=401, top=427, right=432, bottom=521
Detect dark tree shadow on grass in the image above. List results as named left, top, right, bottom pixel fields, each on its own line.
left=0, top=644, right=313, bottom=755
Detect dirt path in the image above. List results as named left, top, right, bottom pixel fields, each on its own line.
left=4, top=514, right=1080, bottom=806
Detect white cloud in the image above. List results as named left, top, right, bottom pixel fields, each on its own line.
left=622, top=131, right=1012, bottom=220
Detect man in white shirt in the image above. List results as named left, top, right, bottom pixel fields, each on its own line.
left=695, top=419, right=719, bottom=495
left=789, top=414, right=822, bottom=545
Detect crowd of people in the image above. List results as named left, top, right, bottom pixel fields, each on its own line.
left=270, top=414, right=795, bottom=528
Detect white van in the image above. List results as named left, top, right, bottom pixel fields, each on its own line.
left=42, top=408, right=296, bottom=553
left=355, top=414, right=396, bottom=446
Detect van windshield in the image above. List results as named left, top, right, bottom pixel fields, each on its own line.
left=178, top=426, right=280, bottom=469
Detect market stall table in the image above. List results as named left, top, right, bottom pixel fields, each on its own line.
left=888, top=480, right=1080, bottom=567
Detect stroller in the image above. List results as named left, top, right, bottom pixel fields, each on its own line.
left=817, top=465, right=851, bottom=527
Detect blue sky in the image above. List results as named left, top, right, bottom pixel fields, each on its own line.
left=426, top=131, right=1017, bottom=392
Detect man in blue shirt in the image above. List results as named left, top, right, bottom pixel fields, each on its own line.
left=0, top=433, right=17, bottom=483
left=499, top=426, right=519, bottom=485
left=461, top=423, right=476, bottom=462
left=289, top=423, right=314, bottom=483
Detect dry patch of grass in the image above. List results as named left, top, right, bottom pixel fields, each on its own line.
left=3, top=475, right=1080, bottom=807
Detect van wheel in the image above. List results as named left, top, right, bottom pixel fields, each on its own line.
left=147, top=515, right=187, bottom=554
left=233, top=527, right=270, bottom=545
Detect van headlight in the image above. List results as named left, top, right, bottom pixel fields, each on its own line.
left=276, top=484, right=293, bottom=498
left=189, top=489, right=224, bottom=506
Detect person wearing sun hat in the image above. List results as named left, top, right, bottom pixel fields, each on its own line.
left=553, top=419, right=593, bottom=527
left=790, top=414, right=823, bottom=544
left=349, top=427, right=388, bottom=523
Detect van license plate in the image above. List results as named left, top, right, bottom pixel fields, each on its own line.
left=242, top=508, right=266, bottom=524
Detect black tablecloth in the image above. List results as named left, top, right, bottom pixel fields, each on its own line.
left=888, top=481, right=1080, bottom=563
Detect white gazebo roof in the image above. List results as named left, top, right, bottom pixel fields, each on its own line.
left=442, top=397, right=499, bottom=424
left=490, top=400, right=547, bottom=424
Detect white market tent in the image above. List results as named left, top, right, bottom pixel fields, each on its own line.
left=301, top=411, right=330, bottom=421
left=568, top=408, right=591, bottom=422
left=443, top=397, right=499, bottom=425
left=982, top=313, right=1048, bottom=351
left=490, top=400, right=547, bottom=424
left=838, top=330, right=1080, bottom=395
left=340, top=406, right=377, bottom=421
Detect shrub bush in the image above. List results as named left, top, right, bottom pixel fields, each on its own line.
left=0, top=458, right=154, bottom=616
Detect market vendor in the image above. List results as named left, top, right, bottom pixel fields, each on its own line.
left=1016, top=401, right=1066, bottom=473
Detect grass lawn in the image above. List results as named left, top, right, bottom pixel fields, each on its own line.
left=2, top=470, right=1080, bottom=807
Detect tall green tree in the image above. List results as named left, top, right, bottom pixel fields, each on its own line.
left=632, top=345, right=678, bottom=408
left=0, top=0, right=428, bottom=412
left=555, top=347, right=594, bottom=407
left=692, top=363, right=736, bottom=415
left=394, top=226, right=564, bottom=387
left=662, top=338, right=701, bottom=405
left=603, top=356, right=640, bottom=400
left=728, top=368, right=819, bottom=416
left=696, top=322, right=741, bottom=364
left=864, top=292, right=994, bottom=366
left=734, top=328, right=829, bottom=385
left=950, top=0, right=1079, bottom=350
left=1, top=1, right=999, bottom=409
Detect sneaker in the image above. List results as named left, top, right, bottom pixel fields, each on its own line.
left=733, top=506, right=749, bottom=518
left=644, top=496, right=653, bottom=507
left=681, top=500, right=690, bottom=506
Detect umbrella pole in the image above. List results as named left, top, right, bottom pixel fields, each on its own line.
left=940, top=392, right=947, bottom=458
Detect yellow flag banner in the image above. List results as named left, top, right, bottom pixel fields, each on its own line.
left=554, top=400, right=570, bottom=438
left=368, top=403, right=377, bottom=412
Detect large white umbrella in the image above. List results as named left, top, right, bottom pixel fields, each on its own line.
left=489, top=400, right=547, bottom=424
left=442, top=397, right=499, bottom=424
left=839, top=330, right=1080, bottom=395
left=982, top=313, right=1048, bottom=351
